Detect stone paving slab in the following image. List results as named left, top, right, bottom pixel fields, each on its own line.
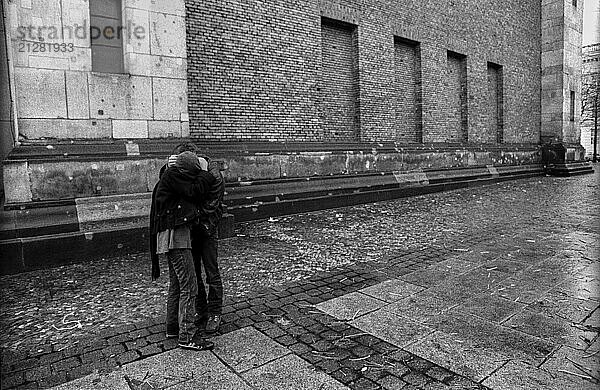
left=540, top=345, right=600, bottom=387
left=525, top=288, right=598, bottom=323
left=398, top=263, right=461, bottom=288
left=241, top=353, right=349, bottom=390
left=358, top=279, right=424, bottom=303
left=52, top=348, right=250, bottom=390
left=426, top=312, right=555, bottom=366
left=491, top=274, right=558, bottom=305
left=315, top=292, right=386, bottom=321
left=480, top=257, right=532, bottom=274
left=383, top=293, right=458, bottom=325
left=556, top=273, right=600, bottom=301
left=422, top=268, right=508, bottom=304
left=503, top=309, right=579, bottom=347
left=404, top=331, right=510, bottom=382
left=455, top=292, right=526, bottom=324
left=350, top=309, right=434, bottom=348
left=482, top=360, right=597, bottom=390
left=585, top=308, right=600, bottom=327
left=212, top=326, right=290, bottom=373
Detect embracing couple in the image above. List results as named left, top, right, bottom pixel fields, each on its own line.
left=149, top=142, right=225, bottom=351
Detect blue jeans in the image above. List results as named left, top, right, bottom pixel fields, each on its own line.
left=166, top=249, right=198, bottom=344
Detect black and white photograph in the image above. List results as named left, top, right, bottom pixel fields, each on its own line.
left=0, top=0, right=599, bottom=389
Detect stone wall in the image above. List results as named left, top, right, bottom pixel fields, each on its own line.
left=541, top=0, right=583, bottom=145
left=0, top=1, right=14, bottom=198
left=186, top=0, right=542, bottom=144
left=4, top=0, right=188, bottom=141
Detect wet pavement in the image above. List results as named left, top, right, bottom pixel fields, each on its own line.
left=0, top=167, right=598, bottom=389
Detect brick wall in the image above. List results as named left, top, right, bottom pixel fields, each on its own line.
left=185, top=0, right=322, bottom=142
left=186, top=0, right=542, bottom=144
left=320, top=18, right=359, bottom=141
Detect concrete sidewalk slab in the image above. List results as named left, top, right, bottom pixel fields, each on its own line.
left=241, top=354, right=348, bottom=390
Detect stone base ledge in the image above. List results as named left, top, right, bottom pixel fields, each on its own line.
left=546, top=162, right=595, bottom=176
left=0, top=163, right=544, bottom=274
left=5, top=139, right=541, bottom=162
left=2, top=141, right=541, bottom=203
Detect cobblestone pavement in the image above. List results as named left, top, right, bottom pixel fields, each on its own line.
left=0, top=168, right=598, bottom=389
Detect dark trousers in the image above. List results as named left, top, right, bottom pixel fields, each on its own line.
left=192, top=231, right=223, bottom=319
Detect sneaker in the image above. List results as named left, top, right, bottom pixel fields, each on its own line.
left=205, top=314, right=221, bottom=334
left=178, top=338, right=214, bottom=351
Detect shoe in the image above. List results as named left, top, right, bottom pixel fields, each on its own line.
left=178, top=338, right=214, bottom=351
left=166, top=325, right=179, bottom=338
left=205, top=314, right=221, bottom=334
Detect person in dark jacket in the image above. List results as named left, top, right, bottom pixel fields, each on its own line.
left=149, top=151, right=215, bottom=351
left=167, top=143, right=225, bottom=335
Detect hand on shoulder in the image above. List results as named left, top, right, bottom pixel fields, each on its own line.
left=167, top=154, right=178, bottom=168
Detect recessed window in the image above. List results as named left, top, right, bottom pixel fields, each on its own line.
left=447, top=51, right=468, bottom=143
left=90, top=0, right=124, bottom=73
left=320, top=17, right=359, bottom=140
left=488, top=62, right=504, bottom=143
left=394, top=37, right=422, bottom=143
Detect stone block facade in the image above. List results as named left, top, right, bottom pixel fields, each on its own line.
left=541, top=0, right=583, bottom=145
left=4, top=0, right=188, bottom=141
left=186, top=0, right=543, bottom=145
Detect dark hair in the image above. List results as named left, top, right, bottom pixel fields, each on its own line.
left=171, top=142, right=210, bottom=162
left=171, top=142, right=198, bottom=154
